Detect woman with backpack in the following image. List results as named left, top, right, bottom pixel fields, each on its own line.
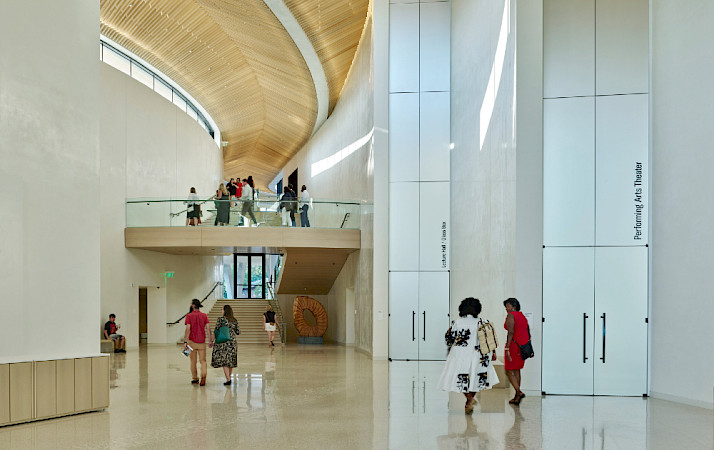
left=438, top=297, right=499, bottom=414
left=211, top=304, right=240, bottom=385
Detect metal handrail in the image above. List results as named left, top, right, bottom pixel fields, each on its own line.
left=166, top=281, right=223, bottom=325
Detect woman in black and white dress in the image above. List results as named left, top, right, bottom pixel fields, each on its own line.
left=211, top=304, right=240, bottom=385
left=438, top=297, right=499, bottom=414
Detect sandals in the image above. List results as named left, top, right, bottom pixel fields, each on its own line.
left=191, top=379, right=199, bottom=384
left=508, top=391, right=524, bottom=405
left=465, top=397, right=476, bottom=414
left=199, top=377, right=206, bottom=386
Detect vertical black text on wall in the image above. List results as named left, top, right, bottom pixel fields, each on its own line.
left=634, top=162, right=644, bottom=240
left=441, top=222, right=448, bottom=268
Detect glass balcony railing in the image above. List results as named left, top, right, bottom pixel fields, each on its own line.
left=126, top=196, right=365, bottom=230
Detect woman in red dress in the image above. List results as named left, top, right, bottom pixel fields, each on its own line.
left=504, top=297, right=529, bottom=405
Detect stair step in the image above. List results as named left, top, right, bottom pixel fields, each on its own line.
left=206, top=298, right=285, bottom=344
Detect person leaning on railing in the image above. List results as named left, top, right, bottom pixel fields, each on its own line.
left=185, top=187, right=200, bottom=226
left=279, top=186, right=293, bottom=227
left=214, top=184, right=230, bottom=226
left=300, top=184, right=311, bottom=227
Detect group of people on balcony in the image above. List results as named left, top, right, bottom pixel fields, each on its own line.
left=278, top=184, right=311, bottom=227
left=184, top=178, right=311, bottom=227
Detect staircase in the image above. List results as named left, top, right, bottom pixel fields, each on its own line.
left=207, top=299, right=284, bottom=345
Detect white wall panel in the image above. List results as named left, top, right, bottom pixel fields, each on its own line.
left=543, top=97, right=595, bottom=246
left=389, top=4, right=420, bottom=93
left=596, top=94, right=648, bottom=246
left=419, top=92, right=450, bottom=181
left=389, top=93, right=420, bottom=182
left=419, top=182, right=449, bottom=271
left=596, top=0, right=649, bottom=95
left=419, top=2, right=451, bottom=92
left=594, top=247, right=648, bottom=396
left=0, top=0, right=101, bottom=361
left=543, top=0, right=595, bottom=98
left=389, top=272, right=419, bottom=360
left=543, top=247, right=595, bottom=395
left=418, top=272, right=450, bottom=360
left=390, top=182, right=420, bottom=271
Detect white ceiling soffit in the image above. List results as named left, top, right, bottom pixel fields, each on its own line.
left=263, top=0, right=329, bottom=136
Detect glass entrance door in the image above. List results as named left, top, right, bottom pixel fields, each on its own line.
left=233, top=253, right=266, bottom=299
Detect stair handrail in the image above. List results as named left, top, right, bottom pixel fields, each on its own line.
left=166, top=281, right=223, bottom=325
left=168, top=197, right=217, bottom=217
left=266, top=281, right=286, bottom=344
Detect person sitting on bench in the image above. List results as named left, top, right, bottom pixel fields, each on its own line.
left=104, top=314, right=126, bottom=353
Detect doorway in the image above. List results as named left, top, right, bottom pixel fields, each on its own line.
left=288, top=168, right=298, bottom=193
left=139, top=288, right=148, bottom=344
left=346, top=287, right=355, bottom=345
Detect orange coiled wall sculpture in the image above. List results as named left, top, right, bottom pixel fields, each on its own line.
left=293, top=296, right=328, bottom=337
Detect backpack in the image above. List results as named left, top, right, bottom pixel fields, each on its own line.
left=477, top=319, right=498, bottom=354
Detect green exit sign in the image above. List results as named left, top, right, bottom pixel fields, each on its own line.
left=165, top=272, right=174, bottom=278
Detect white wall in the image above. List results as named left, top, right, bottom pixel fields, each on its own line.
left=650, top=0, right=714, bottom=409
left=277, top=18, right=374, bottom=354
left=0, top=0, right=101, bottom=361
left=514, top=0, right=544, bottom=393
left=99, top=64, right=222, bottom=347
left=451, top=0, right=518, bottom=370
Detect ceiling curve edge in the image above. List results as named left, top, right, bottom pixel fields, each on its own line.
left=263, top=0, right=329, bottom=136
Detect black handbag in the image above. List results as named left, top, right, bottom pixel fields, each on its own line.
left=515, top=325, right=535, bottom=360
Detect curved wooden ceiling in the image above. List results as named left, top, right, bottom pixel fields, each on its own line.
left=100, top=0, right=369, bottom=190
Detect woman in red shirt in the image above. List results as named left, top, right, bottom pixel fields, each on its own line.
left=504, top=298, right=530, bottom=405
left=184, top=299, right=214, bottom=385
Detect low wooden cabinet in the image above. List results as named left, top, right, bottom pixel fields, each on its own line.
left=0, top=355, right=109, bottom=427
left=0, top=365, right=9, bottom=425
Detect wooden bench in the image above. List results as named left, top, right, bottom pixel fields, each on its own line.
left=100, top=339, right=113, bottom=353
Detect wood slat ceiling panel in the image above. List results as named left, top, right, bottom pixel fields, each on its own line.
left=284, top=0, right=370, bottom=112
left=101, top=0, right=369, bottom=190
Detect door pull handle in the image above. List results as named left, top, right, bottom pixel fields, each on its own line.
left=422, top=311, right=426, bottom=341
left=412, top=311, right=416, bottom=341
left=600, top=313, right=606, bottom=363
left=583, top=313, right=588, bottom=363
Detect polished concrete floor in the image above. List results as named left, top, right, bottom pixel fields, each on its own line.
left=0, top=344, right=711, bottom=449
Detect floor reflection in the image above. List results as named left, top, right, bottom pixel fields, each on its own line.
left=0, top=345, right=711, bottom=449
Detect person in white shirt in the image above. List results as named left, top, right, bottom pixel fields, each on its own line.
left=300, top=185, right=311, bottom=227
left=279, top=186, right=293, bottom=227
left=240, top=179, right=258, bottom=225
left=185, top=187, right=200, bottom=226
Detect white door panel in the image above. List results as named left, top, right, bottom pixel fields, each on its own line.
left=594, top=247, right=648, bottom=395
left=543, top=97, right=595, bottom=246
left=389, top=4, right=419, bottom=93
left=595, top=0, right=649, bottom=96
left=389, top=182, right=420, bottom=271
left=419, top=182, right=449, bottom=271
left=389, top=93, right=420, bottom=182
left=418, top=272, right=450, bottom=360
left=389, top=272, right=419, bottom=360
left=419, top=2, right=450, bottom=92
left=543, top=0, right=595, bottom=98
left=419, top=92, right=450, bottom=182
left=595, top=95, right=649, bottom=246
left=543, top=247, right=595, bottom=395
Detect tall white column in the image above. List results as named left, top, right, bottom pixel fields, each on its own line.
left=387, top=0, right=451, bottom=361
left=541, top=0, right=649, bottom=395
